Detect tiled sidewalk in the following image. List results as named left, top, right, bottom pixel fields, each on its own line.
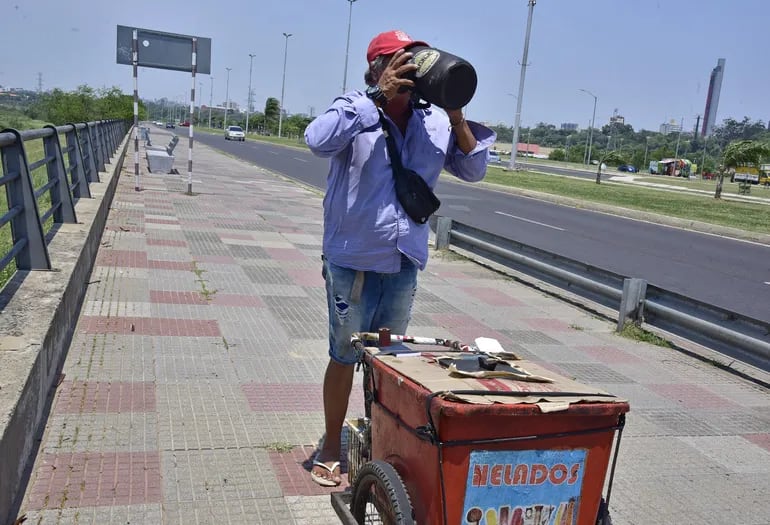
left=16, top=134, right=770, bottom=524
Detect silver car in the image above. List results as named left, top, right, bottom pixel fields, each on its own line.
left=224, top=125, right=245, bottom=141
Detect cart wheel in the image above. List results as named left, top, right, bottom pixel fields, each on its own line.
left=596, top=497, right=613, bottom=525
left=350, top=460, right=415, bottom=525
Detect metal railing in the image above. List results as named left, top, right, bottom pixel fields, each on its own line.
left=434, top=216, right=770, bottom=369
left=0, top=119, right=129, bottom=279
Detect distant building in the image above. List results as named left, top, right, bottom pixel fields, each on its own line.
left=701, top=58, right=726, bottom=137
left=609, top=109, right=625, bottom=126
left=659, top=121, right=682, bottom=134
left=560, top=122, right=578, bottom=131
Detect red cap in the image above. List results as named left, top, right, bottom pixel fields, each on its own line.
left=366, top=30, right=428, bottom=63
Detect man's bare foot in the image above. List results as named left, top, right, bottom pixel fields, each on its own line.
left=310, top=455, right=342, bottom=487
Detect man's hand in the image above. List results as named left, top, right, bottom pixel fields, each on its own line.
left=377, top=49, right=418, bottom=101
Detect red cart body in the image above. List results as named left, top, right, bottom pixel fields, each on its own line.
left=366, top=351, right=629, bottom=525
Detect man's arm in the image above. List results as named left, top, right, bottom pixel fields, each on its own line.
left=443, top=110, right=497, bottom=182
left=304, top=93, right=380, bottom=158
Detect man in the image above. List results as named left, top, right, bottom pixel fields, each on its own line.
left=304, top=29, right=496, bottom=486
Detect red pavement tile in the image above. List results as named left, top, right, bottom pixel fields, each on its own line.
left=144, top=217, right=179, bottom=225
left=286, top=268, right=324, bottom=287
left=430, top=314, right=510, bottom=345
left=577, top=345, right=645, bottom=364
left=80, top=316, right=221, bottom=336
left=459, top=286, right=525, bottom=307
left=743, top=434, right=770, bottom=452
left=148, top=260, right=194, bottom=271
left=242, top=383, right=364, bottom=413
left=209, top=294, right=264, bottom=307
left=96, top=250, right=148, bottom=268
left=54, top=381, right=156, bottom=414
left=648, top=384, right=739, bottom=409
left=265, top=247, right=309, bottom=261
left=431, top=269, right=471, bottom=280
left=25, top=452, right=161, bottom=509
left=269, top=445, right=350, bottom=496
left=146, top=238, right=188, bottom=247
left=150, top=290, right=208, bottom=305
left=523, top=318, right=574, bottom=332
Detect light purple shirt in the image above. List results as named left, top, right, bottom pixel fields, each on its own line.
left=305, top=91, right=496, bottom=273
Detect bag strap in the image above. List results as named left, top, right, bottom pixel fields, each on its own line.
left=378, top=110, right=405, bottom=173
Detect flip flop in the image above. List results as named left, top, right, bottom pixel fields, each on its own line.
left=310, top=460, right=341, bottom=487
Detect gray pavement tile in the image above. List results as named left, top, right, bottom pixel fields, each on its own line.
left=609, top=362, right=682, bottom=385
left=250, top=283, right=309, bottom=297
left=678, top=435, right=770, bottom=474
left=593, top=383, right=676, bottom=410
left=21, top=504, right=163, bottom=525
left=702, top=381, right=770, bottom=408
left=155, top=347, right=240, bottom=383
left=242, top=265, right=293, bottom=285
left=558, top=362, right=636, bottom=384
left=215, top=308, right=290, bottom=342
left=62, top=333, right=156, bottom=382
left=148, top=270, right=199, bottom=292
left=145, top=246, right=192, bottom=261
left=691, top=408, right=770, bottom=435
left=41, top=413, right=158, bottom=453
left=516, top=344, right=598, bottom=364
left=82, top=299, right=153, bottom=318
left=162, top=449, right=283, bottom=502
left=633, top=408, right=722, bottom=436
left=285, top=495, right=343, bottom=525
left=497, top=329, right=564, bottom=346
left=162, top=498, right=292, bottom=525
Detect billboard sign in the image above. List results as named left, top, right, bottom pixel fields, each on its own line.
left=116, top=25, right=211, bottom=74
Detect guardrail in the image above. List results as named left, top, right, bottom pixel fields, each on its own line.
left=434, top=216, right=770, bottom=370
left=0, top=119, right=129, bottom=281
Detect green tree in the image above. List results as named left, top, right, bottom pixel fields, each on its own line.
left=595, top=150, right=625, bottom=184
left=264, top=97, right=280, bottom=134
left=716, top=140, right=770, bottom=198
left=548, top=148, right=566, bottom=161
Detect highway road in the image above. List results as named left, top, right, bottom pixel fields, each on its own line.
left=192, top=130, right=770, bottom=323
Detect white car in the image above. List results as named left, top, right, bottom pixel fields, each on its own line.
left=224, top=125, right=245, bottom=141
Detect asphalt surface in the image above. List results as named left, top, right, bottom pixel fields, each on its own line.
left=191, top=129, right=770, bottom=323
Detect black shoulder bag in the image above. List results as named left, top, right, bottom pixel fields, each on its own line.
left=378, top=111, right=441, bottom=224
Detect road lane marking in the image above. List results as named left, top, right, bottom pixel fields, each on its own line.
left=293, top=157, right=308, bottom=162
left=494, top=211, right=566, bottom=231
left=269, top=151, right=279, bottom=155
left=765, top=281, right=770, bottom=285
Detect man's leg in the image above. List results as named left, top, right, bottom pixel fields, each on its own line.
left=312, top=359, right=355, bottom=484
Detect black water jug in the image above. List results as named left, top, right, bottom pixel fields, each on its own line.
left=406, top=46, right=477, bottom=110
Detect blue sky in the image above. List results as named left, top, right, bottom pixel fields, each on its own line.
left=1, top=0, right=767, bottom=132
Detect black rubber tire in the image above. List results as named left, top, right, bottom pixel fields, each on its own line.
left=350, top=460, right=415, bottom=525
left=596, top=497, right=613, bottom=525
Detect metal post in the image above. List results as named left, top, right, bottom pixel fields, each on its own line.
left=342, top=0, right=357, bottom=93
left=278, top=32, right=292, bottom=138
left=246, top=53, right=255, bottom=135
left=675, top=116, right=684, bottom=159
left=208, top=76, right=213, bottom=128
left=643, top=136, right=650, bottom=170
left=64, top=123, right=91, bottom=199
left=43, top=125, right=77, bottom=223
left=583, top=119, right=590, bottom=165
left=224, top=67, right=232, bottom=129
left=508, top=0, right=536, bottom=170
left=580, top=89, right=597, bottom=165
left=198, top=81, right=203, bottom=123
left=132, top=29, right=140, bottom=191
left=187, top=38, right=197, bottom=195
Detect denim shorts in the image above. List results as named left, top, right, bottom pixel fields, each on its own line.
left=323, top=254, right=418, bottom=365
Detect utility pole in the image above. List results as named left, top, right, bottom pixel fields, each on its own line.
left=224, top=67, right=232, bottom=129
left=208, top=76, right=214, bottom=128
left=246, top=53, right=256, bottom=135
left=278, top=32, right=292, bottom=138
left=580, top=89, right=598, bottom=164
left=674, top=116, right=684, bottom=158
left=342, top=0, right=358, bottom=93
left=508, top=0, right=536, bottom=170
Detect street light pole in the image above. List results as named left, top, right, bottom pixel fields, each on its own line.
left=579, top=89, right=597, bottom=165
left=508, top=0, right=537, bottom=170
left=208, top=76, right=213, bottom=128
left=643, top=136, right=650, bottom=170
left=224, top=67, right=232, bottom=129
left=342, top=0, right=358, bottom=93
left=246, top=53, right=256, bottom=136
left=278, top=32, right=292, bottom=138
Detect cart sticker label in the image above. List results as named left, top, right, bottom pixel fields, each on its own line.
left=462, top=449, right=586, bottom=525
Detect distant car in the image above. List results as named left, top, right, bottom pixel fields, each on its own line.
left=165, top=122, right=175, bottom=129
left=225, top=125, right=245, bottom=141
left=179, top=121, right=190, bottom=127
left=617, top=164, right=637, bottom=173
left=488, top=151, right=501, bottom=164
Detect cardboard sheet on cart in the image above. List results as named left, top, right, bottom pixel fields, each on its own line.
left=373, top=352, right=626, bottom=413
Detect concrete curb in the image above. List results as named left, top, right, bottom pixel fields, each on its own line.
left=0, top=131, right=130, bottom=525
